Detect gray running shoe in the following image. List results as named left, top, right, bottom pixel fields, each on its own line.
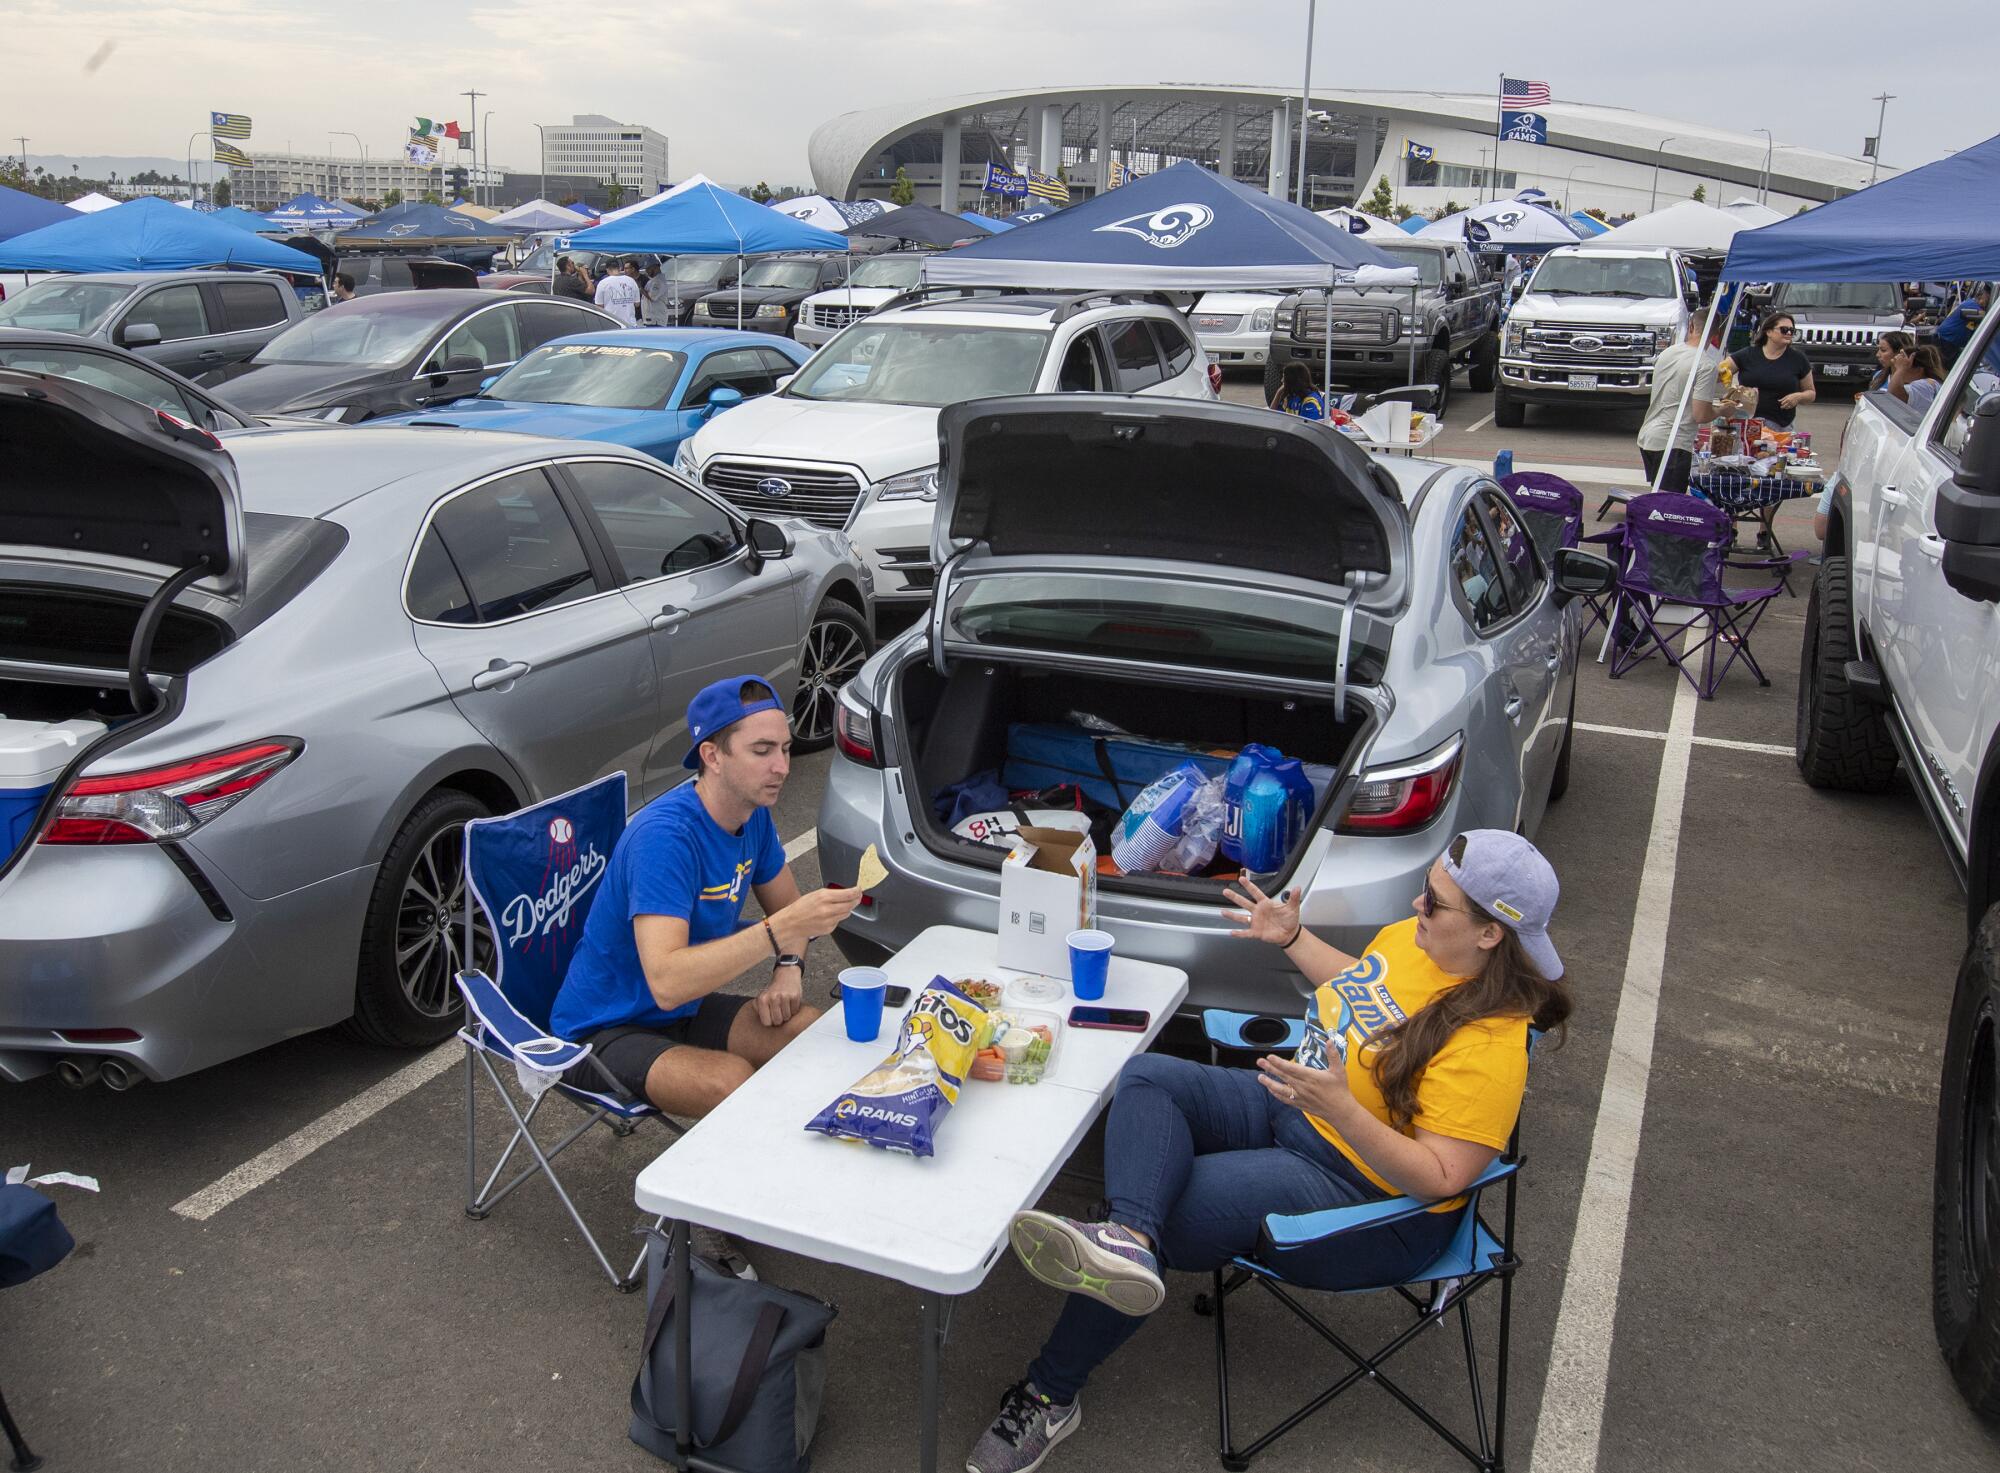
left=965, top=1380, right=1081, bottom=1473
left=1008, top=1211, right=1164, bottom=1316
left=692, top=1225, right=757, bottom=1281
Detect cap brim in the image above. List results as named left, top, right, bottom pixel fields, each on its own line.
left=1518, top=927, right=1562, bottom=982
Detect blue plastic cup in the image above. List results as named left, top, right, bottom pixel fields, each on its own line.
left=838, top=967, right=889, bottom=1043
left=1067, top=929, right=1114, bottom=1001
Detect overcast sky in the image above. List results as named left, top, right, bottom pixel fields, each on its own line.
left=6, top=0, right=1991, bottom=187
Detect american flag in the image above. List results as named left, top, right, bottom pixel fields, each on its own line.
left=1501, top=78, right=1551, bottom=108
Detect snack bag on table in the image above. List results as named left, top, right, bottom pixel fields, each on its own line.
left=805, top=977, right=991, bottom=1157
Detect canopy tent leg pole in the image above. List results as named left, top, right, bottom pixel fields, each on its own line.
left=1649, top=287, right=1733, bottom=492
left=1408, top=283, right=1419, bottom=383
left=736, top=252, right=744, bottom=330
left=1323, top=282, right=1334, bottom=406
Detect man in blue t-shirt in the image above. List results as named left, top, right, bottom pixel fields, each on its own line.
left=551, top=675, right=861, bottom=1117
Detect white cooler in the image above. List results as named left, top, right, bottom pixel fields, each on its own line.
left=0, top=717, right=107, bottom=856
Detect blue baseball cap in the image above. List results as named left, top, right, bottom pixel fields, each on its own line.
left=1440, top=829, right=1562, bottom=980
left=682, top=675, right=785, bottom=770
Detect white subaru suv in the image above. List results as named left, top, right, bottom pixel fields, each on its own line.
left=675, top=290, right=1220, bottom=624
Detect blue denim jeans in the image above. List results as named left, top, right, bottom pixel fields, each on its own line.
left=1025, top=1052, right=1458, bottom=1404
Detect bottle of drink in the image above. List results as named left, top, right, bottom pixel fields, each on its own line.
left=1237, top=770, right=1296, bottom=874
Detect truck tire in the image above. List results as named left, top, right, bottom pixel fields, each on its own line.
left=1493, top=383, right=1525, bottom=428
left=1933, top=905, right=2000, bottom=1418
left=1795, top=555, right=1899, bottom=792
left=1422, top=347, right=1452, bottom=421
left=1468, top=332, right=1499, bottom=394
left=1262, top=357, right=1286, bottom=404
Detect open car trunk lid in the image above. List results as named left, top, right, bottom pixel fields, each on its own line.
left=929, top=396, right=1407, bottom=705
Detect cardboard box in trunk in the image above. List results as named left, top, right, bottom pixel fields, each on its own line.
left=999, top=826, right=1097, bottom=979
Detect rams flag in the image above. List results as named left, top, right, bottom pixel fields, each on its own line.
left=211, top=140, right=253, bottom=168
left=210, top=111, right=252, bottom=139
left=1026, top=169, right=1069, bottom=204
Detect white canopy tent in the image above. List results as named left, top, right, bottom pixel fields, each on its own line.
left=1317, top=206, right=1403, bottom=237
left=489, top=198, right=589, bottom=232
left=68, top=192, right=121, bottom=214
left=1722, top=198, right=1787, bottom=227
left=1584, top=200, right=1754, bottom=254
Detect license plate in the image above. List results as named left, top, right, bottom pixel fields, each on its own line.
left=1568, top=374, right=1599, bottom=391
left=1822, top=362, right=1848, bottom=377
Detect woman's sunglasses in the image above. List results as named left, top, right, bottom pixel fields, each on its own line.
left=1418, top=877, right=1467, bottom=917
left=1772, top=325, right=1796, bottom=336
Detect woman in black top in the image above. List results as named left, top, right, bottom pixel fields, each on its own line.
left=1728, top=311, right=1816, bottom=426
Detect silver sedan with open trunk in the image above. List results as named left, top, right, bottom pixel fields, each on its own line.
left=817, top=395, right=1612, bottom=1018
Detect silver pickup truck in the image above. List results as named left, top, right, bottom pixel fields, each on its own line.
left=1798, top=298, right=2000, bottom=1416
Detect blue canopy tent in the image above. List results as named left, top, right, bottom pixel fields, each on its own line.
left=0, top=186, right=77, bottom=244
left=0, top=196, right=322, bottom=274
left=1399, top=215, right=1429, bottom=234
left=1569, top=211, right=1610, bottom=237
left=567, top=182, right=849, bottom=328
left=964, top=211, right=1015, bottom=232
left=205, top=205, right=284, bottom=234
left=1004, top=204, right=1066, bottom=225
left=264, top=193, right=365, bottom=232
left=337, top=202, right=518, bottom=267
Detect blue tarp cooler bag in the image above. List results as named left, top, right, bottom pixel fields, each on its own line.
left=0, top=718, right=105, bottom=862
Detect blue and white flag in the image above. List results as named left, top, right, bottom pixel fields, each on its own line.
left=982, top=163, right=1028, bottom=198
left=1402, top=140, right=1435, bottom=163
left=1499, top=111, right=1548, bottom=145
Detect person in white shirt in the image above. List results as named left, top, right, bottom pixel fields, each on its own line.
left=1635, top=306, right=1724, bottom=494
left=641, top=263, right=675, bottom=327
left=594, top=259, right=642, bottom=327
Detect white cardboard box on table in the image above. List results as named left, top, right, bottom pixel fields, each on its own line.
left=998, top=826, right=1097, bottom=979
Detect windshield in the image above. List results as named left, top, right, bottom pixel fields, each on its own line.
left=1775, top=281, right=1900, bottom=313
left=253, top=299, right=449, bottom=366
left=516, top=244, right=606, bottom=275
left=667, top=255, right=732, bottom=284
left=485, top=342, right=686, bottom=410
left=1365, top=246, right=1444, bottom=286
left=845, top=257, right=924, bottom=289
left=0, top=280, right=133, bottom=335
left=787, top=322, right=1044, bottom=406
left=1529, top=254, right=1679, bottom=298
left=741, top=260, right=822, bottom=291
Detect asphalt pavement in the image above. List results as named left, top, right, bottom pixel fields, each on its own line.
left=9, top=379, right=2000, bottom=1473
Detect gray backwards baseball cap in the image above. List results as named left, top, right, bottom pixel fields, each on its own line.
left=1440, top=829, right=1562, bottom=980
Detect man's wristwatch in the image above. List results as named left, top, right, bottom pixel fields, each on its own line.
left=774, top=953, right=804, bottom=971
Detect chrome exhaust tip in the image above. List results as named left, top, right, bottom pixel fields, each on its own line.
left=99, top=1058, right=145, bottom=1091
left=56, top=1056, right=103, bottom=1089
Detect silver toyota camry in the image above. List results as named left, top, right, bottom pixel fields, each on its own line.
left=817, top=396, right=1612, bottom=1017
left=0, top=371, right=870, bottom=1085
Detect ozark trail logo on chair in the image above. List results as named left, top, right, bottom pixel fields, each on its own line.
left=498, top=815, right=607, bottom=946
left=1094, top=203, right=1215, bottom=250
left=755, top=476, right=793, bottom=498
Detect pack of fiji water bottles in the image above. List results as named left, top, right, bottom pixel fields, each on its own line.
left=1112, top=744, right=1314, bottom=876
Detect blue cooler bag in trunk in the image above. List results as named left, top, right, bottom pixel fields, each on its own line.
left=1221, top=745, right=1315, bottom=874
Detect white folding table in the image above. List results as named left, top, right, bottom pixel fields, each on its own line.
left=633, top=924, right=1188, bottom=1472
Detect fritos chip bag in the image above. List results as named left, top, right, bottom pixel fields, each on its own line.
left=805, top=976, right=989, bottom=1157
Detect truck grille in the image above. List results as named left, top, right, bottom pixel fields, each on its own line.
left=809, top=303, right=868, bottom=331
left=1796, top=325, right=1877, bottom=348
left=1521, top=321, right=1655, bottom=364
left=702, top=460, right=861, bottom=529
left=1193, top=313, right=1243, bottom=334
left=1293, top=304, right=1398, bottom=345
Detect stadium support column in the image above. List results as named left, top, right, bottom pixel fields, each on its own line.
left=940, top=117, right=961, bottom=212
left=1268, top=102, right=1291, bottom=198
left=1097, top=98, right=1115, bottom=192
left=1037, top=103, right=1063, bottom=178
left=1219, top=106, right=1237, bottom=184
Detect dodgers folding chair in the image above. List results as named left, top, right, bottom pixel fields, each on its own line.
left=1198, top=1011, right=1532, bottom=1472
left=456, top=771, right=678, bottom=1291
left=1607, top=492, right=1801, bottom=699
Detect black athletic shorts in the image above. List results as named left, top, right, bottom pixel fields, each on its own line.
left=569, top=993, right=750, bottom=1102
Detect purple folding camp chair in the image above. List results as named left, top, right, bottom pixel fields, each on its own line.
left=1607, top=493, right=1791, bottom=698
left=1502, top=472, right=1617, bottom=643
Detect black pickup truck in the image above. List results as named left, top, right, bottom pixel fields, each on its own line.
left=1264, top=239, right=1502, bottom=419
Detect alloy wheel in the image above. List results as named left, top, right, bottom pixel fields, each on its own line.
left=793, top=614, right=869, bottom=746
left=395, top=826, right=494, bottom=1018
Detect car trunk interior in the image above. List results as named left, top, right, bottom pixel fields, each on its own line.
left=895, top=654, right=1371, bottom=899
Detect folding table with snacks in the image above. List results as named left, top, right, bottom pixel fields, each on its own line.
left=634, top=924, right=1188, bottom=1473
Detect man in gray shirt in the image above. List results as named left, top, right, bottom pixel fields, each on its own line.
left=1636, top=309, right=1723, bottom=494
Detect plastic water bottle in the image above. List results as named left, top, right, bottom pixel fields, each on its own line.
left=1494, top=449, right=1514, bottom=480
left=1237, top=770, right=1296, bottom=874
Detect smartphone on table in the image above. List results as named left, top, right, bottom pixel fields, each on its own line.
left=1068, top=1006, right=1151, bottom=1032
left=830, top=981, right=913, bottom=1007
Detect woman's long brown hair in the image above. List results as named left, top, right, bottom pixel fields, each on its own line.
left=1366, top=843, right=1573, bottom=1132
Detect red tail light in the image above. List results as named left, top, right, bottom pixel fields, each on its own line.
left=1338, top=735, right=1463, bottom=835
left=1207, top=362, right=1223, bottom=397
left=41, top=739, right=301, bottom=845
left=834, top=688, right=881, bottom=768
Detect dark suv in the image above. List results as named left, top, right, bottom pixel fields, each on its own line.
left=691, top=254, right=847, bottom=337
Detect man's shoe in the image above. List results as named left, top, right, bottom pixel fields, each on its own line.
left=1009, top=1211, right=1164, bottom=1317
left=693, top=1225, right=757, bottom=1281
left=966, top=1380, right=1080, bottom=1473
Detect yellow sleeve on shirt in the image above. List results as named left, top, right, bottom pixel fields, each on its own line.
left=1410, top=1019, right=1529, bottom=1151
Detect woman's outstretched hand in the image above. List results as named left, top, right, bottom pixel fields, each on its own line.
left=1222, top=878, right=1300, bottom=944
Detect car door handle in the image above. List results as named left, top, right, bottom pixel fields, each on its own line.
left=470, top=660, right=531, bottom=690
left=197, top=349, right=224, bottom=361
left=651, top=607, right=690, bottom=632
left=1917, top=536, right=1946, bottom=561
left=1878, top=483, right=1906, bottom=507
left=1504, top=694, right=1525, bottom=722
left=1544, top=646, right=1562, bottom=671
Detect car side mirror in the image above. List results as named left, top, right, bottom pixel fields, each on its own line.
left=775, top=373, right=796, bottom=392
left=743, top=517, right=792, bottom=571
left=478, top=374, right=499, bottom=393
left=1551, top=548, right=1617, bottom=607
left=120, top=322, right=163, bottom=348
left=1937, top=393, right=2000, bottom=602
left=1685, top=292, right=1702, bottom=313
left=1509, top=281, right=1524, bottom=302
left=701, top=385, right=744, bottom=420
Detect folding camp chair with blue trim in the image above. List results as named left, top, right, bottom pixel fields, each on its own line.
left=1198, top=1010, right=1533, bottom=1472
left=455, top=772, right=679, bottom=1291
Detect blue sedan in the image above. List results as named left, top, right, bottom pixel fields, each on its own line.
left=369, top=328, right=813, bottom=463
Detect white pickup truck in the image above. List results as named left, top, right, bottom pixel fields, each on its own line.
left=1798, top=298, right=2000, bottom=1415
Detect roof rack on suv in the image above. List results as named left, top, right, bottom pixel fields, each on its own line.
left=1047, top=291, right=1183, bottom=323
left=873, top=284, right=1018, bottom=314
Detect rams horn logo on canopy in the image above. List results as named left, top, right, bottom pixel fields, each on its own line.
left=1490, top=208, right=1527, bottom=230
left=1094, top=203, right=1215, bottom=249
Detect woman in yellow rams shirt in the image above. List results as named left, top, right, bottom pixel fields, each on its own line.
left=965, top=829, right=1572, bottom=1473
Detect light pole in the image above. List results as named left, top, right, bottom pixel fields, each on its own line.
left=1294, top=0, right=1316, bottom=207
left=1867, top=93, right=1894, bottom=186
left=1754, top=127, right=1773, bottom=204
left=329, top=131, right=364, bottom=201
left=1649, top=135, right=1678, bottom=211
left=533, top=122, right=547, bottom=204
left=482, top=110, right=495, bottom=207
left=1563, top=163, right=1592, bottom=212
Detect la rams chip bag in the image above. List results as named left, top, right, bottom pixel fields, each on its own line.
left=806, top=977, right=990, bottom=1157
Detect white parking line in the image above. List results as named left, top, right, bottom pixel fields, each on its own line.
left=174, top=826, right=825, bottom=1221
left=1462, top=411, right=1496, bottom=434
left=1576, top=719, right=1791, bottom=758
left=1530, top=677, right=1697, bottom=1472
left=171, top=1043, right=459, bottom=1221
